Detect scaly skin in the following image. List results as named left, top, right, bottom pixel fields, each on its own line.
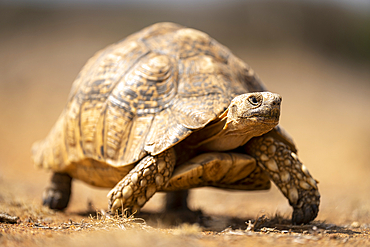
left=108, top=148, right=176, bottom=213
left=245, top=134, right=320, bottom=225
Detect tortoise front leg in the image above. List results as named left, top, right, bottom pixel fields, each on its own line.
left=245, top=134, right=320, bottom=225
left=108, top=148, right=176, bottom=213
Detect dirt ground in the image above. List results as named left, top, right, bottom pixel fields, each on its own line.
left=1, top=3, right=370, bottom=246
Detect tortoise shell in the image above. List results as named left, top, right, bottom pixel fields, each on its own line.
left=32, top=22, right=267, bottom=173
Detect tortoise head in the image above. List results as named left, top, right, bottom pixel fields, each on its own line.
left=194, top=92, right=282, bottom=152
left=224, top=92, right=281, bottom=136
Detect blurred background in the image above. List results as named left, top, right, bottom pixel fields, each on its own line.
left=0, top=0, right=370, bottom=226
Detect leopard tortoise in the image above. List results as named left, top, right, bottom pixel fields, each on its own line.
left=32, top=22, right=320, bottom=224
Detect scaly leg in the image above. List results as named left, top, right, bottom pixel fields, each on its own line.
left=43, top=172, right=72, bottom=210
left=245, top=134, right=320, bottom=225
left=108, top=148, right=176, bottom=213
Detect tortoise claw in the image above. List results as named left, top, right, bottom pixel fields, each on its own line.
left=42, top=187, right=70, bottom=210
left=292, top=204, right=318, bottom=225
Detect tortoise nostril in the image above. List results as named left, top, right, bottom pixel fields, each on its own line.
left=272, top=96, right=281, bottom=106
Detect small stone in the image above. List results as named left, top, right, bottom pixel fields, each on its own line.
left=351, top=221, right=360, bottom=228
left=260, top=145, right=267, bottom=151
left=0, top=213, right=19, bottom=224
left=293, top=238, right=307, bottom=244
left=121, top=186, right=133, bottom=199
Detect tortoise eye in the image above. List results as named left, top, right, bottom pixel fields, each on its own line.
left=248, top=96, right=259, bottom=106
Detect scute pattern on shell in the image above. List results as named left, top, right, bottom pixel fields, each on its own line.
left=32, top=22, right=266, bottom=171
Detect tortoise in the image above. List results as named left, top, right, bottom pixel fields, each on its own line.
left=32, top=22, right=320, bottom=224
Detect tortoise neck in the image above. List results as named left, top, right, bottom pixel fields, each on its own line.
left=181, top=118, right=253, bottom=152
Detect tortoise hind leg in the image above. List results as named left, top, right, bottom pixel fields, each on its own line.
left=165, top=190, right=189, bottom=211
left=42, top=172, right=72, bottom=210
left=164, top=190, right=204, bottom=225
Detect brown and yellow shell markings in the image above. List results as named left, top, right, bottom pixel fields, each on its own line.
left=32, top=22, right=320, bottom=225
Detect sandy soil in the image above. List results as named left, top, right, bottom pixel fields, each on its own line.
left=1, top=5, right=370, bottom=246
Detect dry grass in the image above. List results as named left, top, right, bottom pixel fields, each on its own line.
left=2, top=192, right=370, bottom=247
left=1, top=4, right=370, bottom=247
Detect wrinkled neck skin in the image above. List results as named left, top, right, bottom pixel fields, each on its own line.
left=193, top=118, right=278, bottom=151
